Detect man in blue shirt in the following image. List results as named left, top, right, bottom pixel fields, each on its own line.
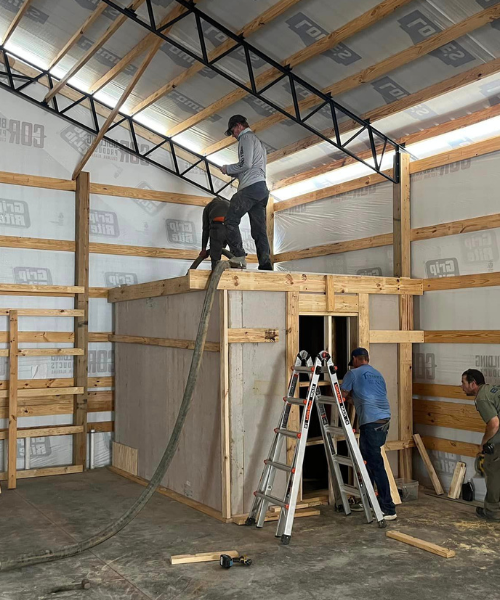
left=341, top=347, right=396, bottom=519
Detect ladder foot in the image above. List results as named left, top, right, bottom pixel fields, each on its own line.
left=378, top=519, right=387, bottom=529
left=245, top=517, right=256, bottom=526
left=281, top=534, right=291, bottom=545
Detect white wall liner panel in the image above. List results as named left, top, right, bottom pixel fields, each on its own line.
left=0, top=75, right=234, bottom=472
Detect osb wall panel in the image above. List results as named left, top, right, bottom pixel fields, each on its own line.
left=115, top=292, right=221, bottom=510
left=228, top=291, right=287, bottom=515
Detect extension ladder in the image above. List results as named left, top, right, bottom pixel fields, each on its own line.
left=245, top=350, right=386, bottom=544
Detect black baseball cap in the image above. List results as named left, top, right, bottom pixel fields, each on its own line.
left=348, top=347, right=369, bottom=366
left=225, top=114, right=247, bottom=136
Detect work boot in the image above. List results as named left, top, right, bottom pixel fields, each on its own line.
left=476, top=507, right=500, bottom=521
left=258, top=263, right=273, bottom=271
left=229, top=255, right=247, bottom=269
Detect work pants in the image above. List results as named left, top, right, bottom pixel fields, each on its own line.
left=208, top=223, right=227, bottom=270
left=224, top=181, right=272, bottom=270
left=484, top=444, right=500, bottom=518
left=359, top=421, right=396, bottom=515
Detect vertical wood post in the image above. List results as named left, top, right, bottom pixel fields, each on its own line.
left=393, top=151, right=413, bottom=478
left=74, top=172, right=90, bottom=467
left=8, top=310, right=18, bottom=489
left=326, top=275, right=335, bottom=312
left=220, top=290, right=231, bottom=519
left=286, top=292, right=300, bottom=469
left=267, top=195, right=275, bottom=266
left=358, top=294, right=370, bottom=352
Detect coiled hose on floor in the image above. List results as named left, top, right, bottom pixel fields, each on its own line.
left=0, top=260, right=230, bottom=572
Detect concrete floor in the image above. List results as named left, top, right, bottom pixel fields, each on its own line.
left=1, top=469, right=499, bottom=600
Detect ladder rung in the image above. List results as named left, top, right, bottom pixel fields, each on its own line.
left=284, top=396, right=306, bottom=406
left=264, top=459, right=293, bottom=473
left=341, top=484, right=361, bottom=497
left=275, top=428, right=301, bottom=439
left=294, top=366, right=329, bottom=374
left=325, top=426, right=344, bottom=437
left=254, top=492, right=287, bottom=508
left=316, top=396, right=337, bottom=405
left=333, top=455, right=353, bottom=467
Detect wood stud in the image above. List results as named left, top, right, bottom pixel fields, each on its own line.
left=2, top=0, right=33, bottom=45
left=8, top=311, right=18, bottom=489
left=220, top=290, right=231, bottom=520
left=74, top=171, right=90, bottom=467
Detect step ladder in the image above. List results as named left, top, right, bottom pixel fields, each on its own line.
left=245, top=350, right=386, bottom=544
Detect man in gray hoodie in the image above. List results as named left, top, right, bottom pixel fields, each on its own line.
left=220, top=115, right=272, bottom=271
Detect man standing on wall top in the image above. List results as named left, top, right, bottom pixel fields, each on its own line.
left=340, top=348, right=397, bottom=520
left=462, top=369, right=500, bottom=521
left=219, top=115, right=273, bottom=271
left=198, top=196, right=230, bottom=270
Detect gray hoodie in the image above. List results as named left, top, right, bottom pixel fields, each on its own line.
left=226, top=128, right=267, bottom=191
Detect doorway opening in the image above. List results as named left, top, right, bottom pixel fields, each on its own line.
left=299, top=314, right=356, bottom=496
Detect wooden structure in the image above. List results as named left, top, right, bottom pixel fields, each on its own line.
left=109, top=270, right=423, bottom=521
left=1, top=0, right=500, bottom=511
left=0, top=171, right=113, bottom=488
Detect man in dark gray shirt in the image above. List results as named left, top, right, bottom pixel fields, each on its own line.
left=220, top=115, right=272, bottom=271
left=199, top=197, right=230, bottom=270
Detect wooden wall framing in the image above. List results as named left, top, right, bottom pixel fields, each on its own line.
left=0, top=170, right=114, bottom=487
left=3, top=61, right=497, bottom=497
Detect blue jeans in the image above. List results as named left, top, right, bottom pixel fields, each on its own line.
left=359, top=421, right=396, bottom=515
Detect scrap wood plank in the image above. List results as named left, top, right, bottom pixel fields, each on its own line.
left=381, top=447, right=402, bottom=505
left=386, top=531, right=455, bottom=558
left=448, top=461, right=467, bottom=499
left=232, top=508, right=320, bottom=525
left=413, top=433, right=444, bottom=495
left=269, top=499, right=325, bottom=513
left=170, top=550, right=239, bottom=565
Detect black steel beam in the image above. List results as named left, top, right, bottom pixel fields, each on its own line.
left=100, top=0, right=403, bottom=184
left=0, top=46, right=234, bottom=198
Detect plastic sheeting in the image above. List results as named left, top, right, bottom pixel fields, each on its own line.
left=275, top=181, right=393, bottom=254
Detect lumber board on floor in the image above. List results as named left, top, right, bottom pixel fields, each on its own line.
left=231, top=508, right=321, bottom=525
left=386, top=531, right=456, bottom=558
left=170, top=551, right=239, bottom=565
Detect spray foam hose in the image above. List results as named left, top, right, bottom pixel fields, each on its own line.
left=0, top=261, right=230, bottom=572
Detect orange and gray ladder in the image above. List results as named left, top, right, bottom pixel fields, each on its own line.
left=245, top=350, right=386, bottom=544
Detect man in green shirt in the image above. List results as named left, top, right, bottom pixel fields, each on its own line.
left=462, top=369, right=500, bottom=521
